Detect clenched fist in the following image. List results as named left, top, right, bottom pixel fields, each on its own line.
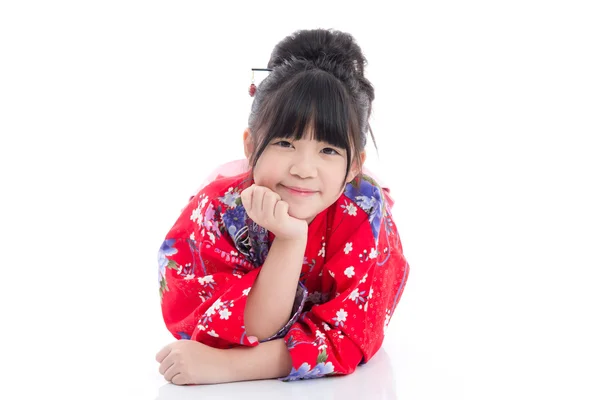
left=240, top=184, right=308, bottom=240
left=156, top=340, right=231, bottom=385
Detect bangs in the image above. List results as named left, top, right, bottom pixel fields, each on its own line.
left=257, top=70, right=356, bottom=152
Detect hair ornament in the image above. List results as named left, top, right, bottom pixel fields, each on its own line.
left=249, top=68, right=273, bottom=97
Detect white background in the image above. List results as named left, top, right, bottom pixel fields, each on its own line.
left=1, top=1, right=599, bottom=399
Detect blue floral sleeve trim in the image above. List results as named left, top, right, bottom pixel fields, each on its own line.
left=261, top=282, right=308, bottom=342
left=343, top=174, right=385, bottom=243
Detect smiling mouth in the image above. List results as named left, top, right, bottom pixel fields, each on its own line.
left=281, top=185, right=319, bottom=196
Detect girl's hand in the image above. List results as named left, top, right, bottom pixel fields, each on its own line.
left=156, top=340, right=233, bottom=385
left=240, top=184, right=308, bottom=240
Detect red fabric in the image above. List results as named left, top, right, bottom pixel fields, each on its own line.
left=158, top=170, right=409, bottom=380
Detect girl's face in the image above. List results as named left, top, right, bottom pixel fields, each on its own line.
left=244, top=127, right=364, bottom=224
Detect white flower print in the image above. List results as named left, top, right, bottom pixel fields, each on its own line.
left=205, top=305, right=216, bottom=317
left=197, top=323, right=206, bottom=331
left=344, top=242, right=353, bottom=254
left=369, top=248, right=378, bottom=259
left=207, top=231, right=215, bottom=244
left=344, top=266, right=355, bottom=278
left=205, top=298, right=223, bottom=317
left=190, top=205, right=202, bottom=224
left=315, top=330, right=326, bottom=341
left=242, top=287, right=251, bottom=296
left=328, top=270, right=335, bottom=278
left=219, top=187, right=240, bottom=208
left=190, top=195, right=208, bottom=224
left=347, top=288, right=367, bottom=305
left=190, top=232, right=195, bottom=241
left=219, top=308, right=232, bottom=320
left=198, top=290, right=210, bottom=302
left=368, top=287, right=374, bottom=299
left=199, top=195, right=209, bottom=210
left=355, top=195, right=376, bottom=213
left=348, top=204, right=357, bottom=216
left=198, top=275, right=214, bottom=286
left=318, top=237, right=326, bottom=258
left=207, top=330, right=219, bottom=337
left=333, top=309, right=348, bottom=327
left=314, top=329, right=327, bottom=351
left=322, top=322, right=331, bottom=331
left=183, top=274, right=195, bottom=280
left=341, top=200, right=358, bottom=216
left=359, top=273, right=368, bottom=284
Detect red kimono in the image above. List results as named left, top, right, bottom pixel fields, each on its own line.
left=158, top=168, right=409, bottom=381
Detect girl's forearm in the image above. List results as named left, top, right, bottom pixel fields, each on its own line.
left=226, top=338, right=293, bottom=382
left=244, top=235, right=307, bottom=340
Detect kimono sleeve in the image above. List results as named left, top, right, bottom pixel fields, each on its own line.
left=280, top=214, right=410, bottom=381
left=158, top=188, right=307, bottom=348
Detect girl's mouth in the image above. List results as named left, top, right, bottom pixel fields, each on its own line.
left=282, top=185, right=319, bottom=196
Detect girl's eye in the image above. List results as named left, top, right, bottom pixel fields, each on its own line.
left=274, top=140, right=293, bottom=148
left=322, top=147, right=341, bottom=156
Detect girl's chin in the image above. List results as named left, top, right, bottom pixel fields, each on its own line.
left=288, top=211, right=309, bottom=220
left=288, top=208, right=317, bottom=222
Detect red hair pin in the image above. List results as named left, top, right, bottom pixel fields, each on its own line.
left=249, top=68, right=272, bottom=97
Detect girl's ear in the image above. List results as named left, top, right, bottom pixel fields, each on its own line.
left=346, top=151, right=367, bottom=183
left=243, top=128, right=254, bottom=159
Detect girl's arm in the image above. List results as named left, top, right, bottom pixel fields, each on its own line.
left=226, top=338, right=293, bottom=381
left=244, top=235, right=307, bottom=341
left=161, top=184, right=308, bottom=348
left=156, top=336, right=292, bottom=385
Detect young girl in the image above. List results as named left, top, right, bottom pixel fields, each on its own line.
left=155, top=28, right=410, bottom=385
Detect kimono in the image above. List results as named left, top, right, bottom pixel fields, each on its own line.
left=158, top=162, right=410, bottom=381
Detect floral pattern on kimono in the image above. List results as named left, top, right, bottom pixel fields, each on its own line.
left=158, top=170, right=409, bottom=380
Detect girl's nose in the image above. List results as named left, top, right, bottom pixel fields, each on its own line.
left=289, top=157, right=317, bottom=178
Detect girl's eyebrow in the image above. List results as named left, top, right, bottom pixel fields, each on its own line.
left=319, top=141, right=344, bottom=149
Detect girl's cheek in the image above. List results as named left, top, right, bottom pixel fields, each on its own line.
left=253, top=173, right=277, bottom=191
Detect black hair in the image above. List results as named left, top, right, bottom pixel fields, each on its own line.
left=247, top=28, right=376, bottom=183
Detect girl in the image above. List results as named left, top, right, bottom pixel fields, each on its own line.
left=156, top=28, right=410, bottom=385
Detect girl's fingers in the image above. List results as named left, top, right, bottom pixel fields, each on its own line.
left=171, top=373, right=186, bottom=385
left=163, top=362, right=179, bottom=382
left=252, top=186, right=265, bottom=213
left=242, top=185, right=282, bottom=224
left=274, top=200, right=289, bottom=221
left=240, top=185, right=255, bottom=212
left=155, top=346, right=171, bottom=363
left=158, top=353, right=175, bottom=375
left=262, top=192, right=280, bottom=219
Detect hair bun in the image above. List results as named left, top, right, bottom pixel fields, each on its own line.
left=267, top=29, right=367, bottom=82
